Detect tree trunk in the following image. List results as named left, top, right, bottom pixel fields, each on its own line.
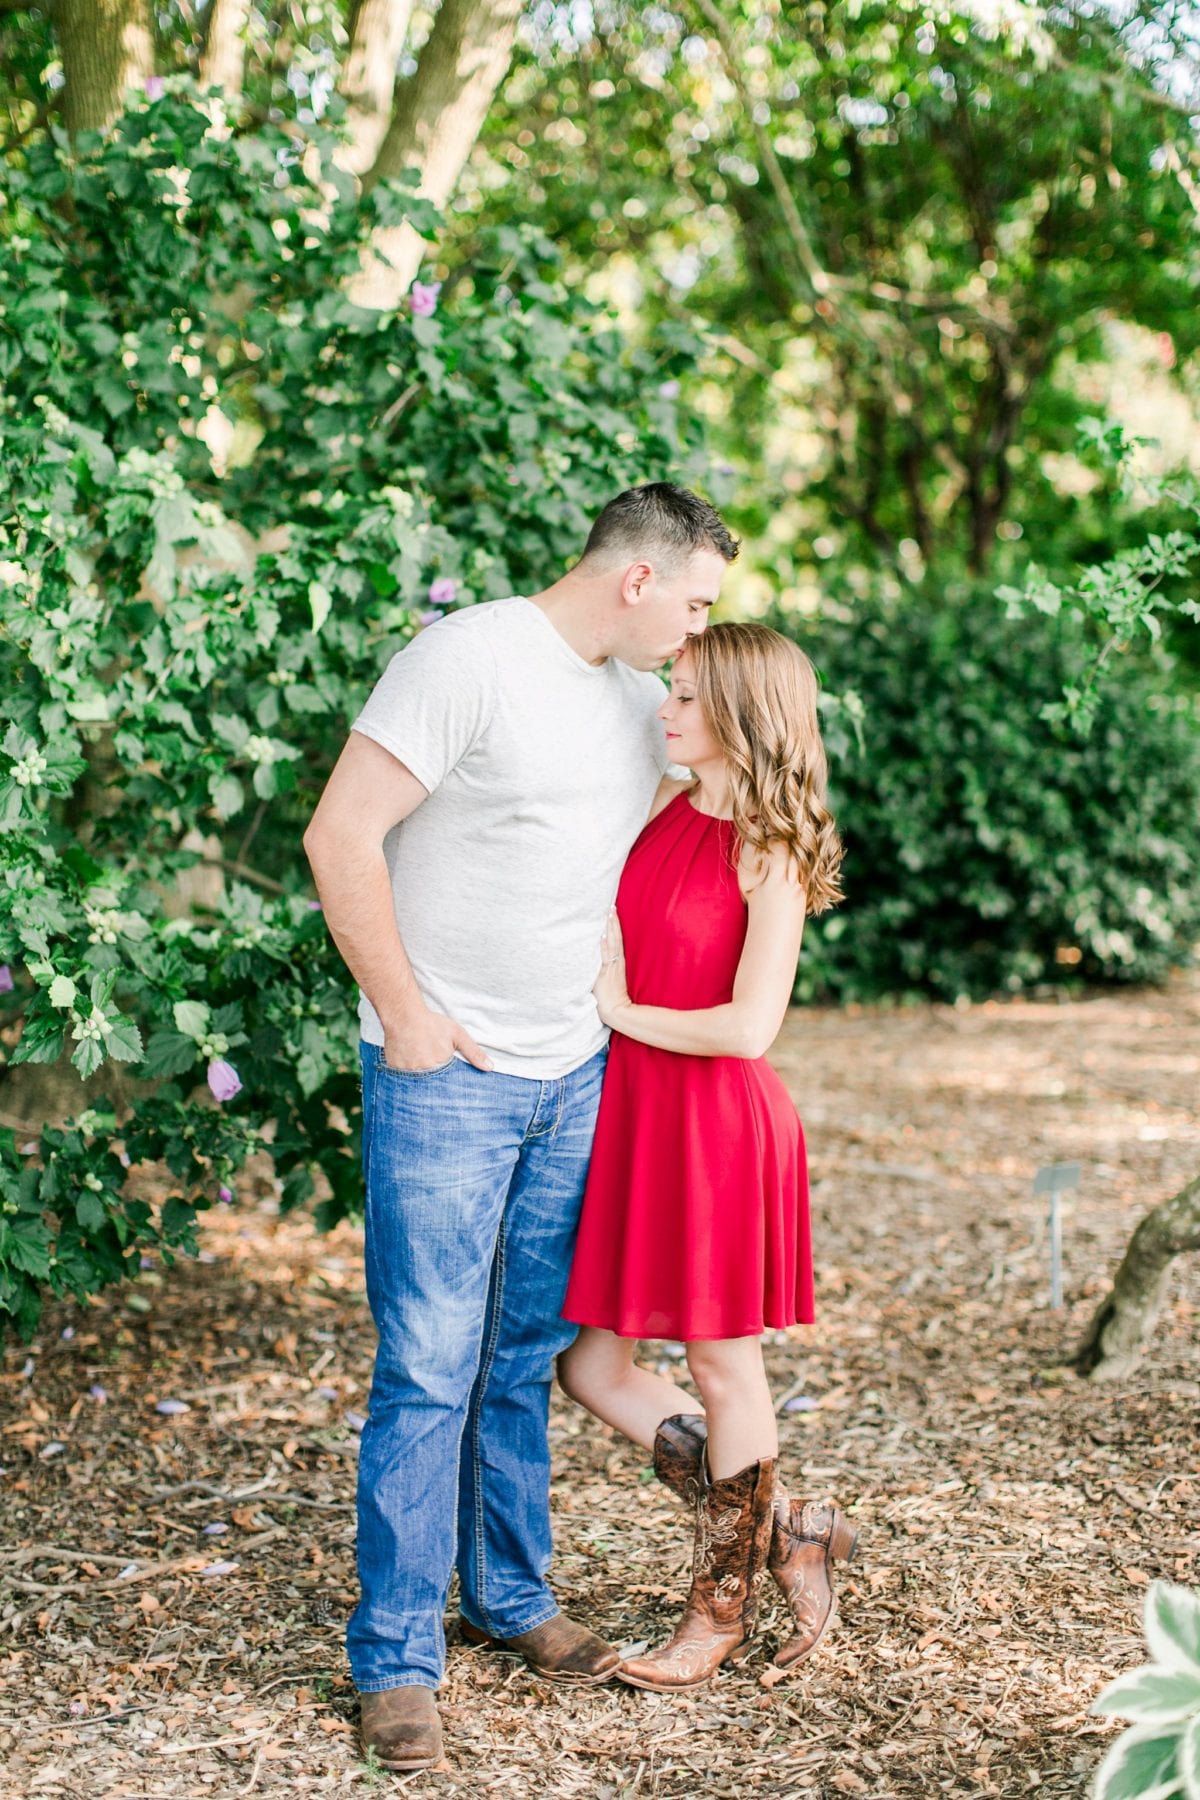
left=199, top=0, right=251, bottom=101
left=352, top=0, right=524, bottom=309
left=1074, top=1172, right=1200, bottom=1380
left=58, top=0, right=155, bottom=135
left=337, top=0, right=413, bottom=176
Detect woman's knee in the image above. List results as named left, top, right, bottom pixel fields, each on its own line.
left=557, top=1328, right=628, bottom=1405
left=685, top=1337, right=763, bottom=1401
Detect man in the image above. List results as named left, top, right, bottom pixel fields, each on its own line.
left=303, top=483, right=739, bottom=1770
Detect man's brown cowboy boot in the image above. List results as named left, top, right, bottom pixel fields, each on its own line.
left=653, top=1412, right=858, bottom=1669
left=459, top=1613, right=620, bottom=1683
left=358, top=1687, right=443, bottom=1771
left=617, top=1453, right=776, bottom=1691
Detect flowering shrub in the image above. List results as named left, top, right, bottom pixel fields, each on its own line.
left=1091, top=1580, right=1200, bottom=1799
left=0, top=89, right=709, bottom=1336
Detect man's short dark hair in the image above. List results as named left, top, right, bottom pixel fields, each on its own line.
left=580, top=482, right=740, bottom=572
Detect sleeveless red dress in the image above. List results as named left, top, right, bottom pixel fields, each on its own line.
left=562, top=790, right=815, bottom=1341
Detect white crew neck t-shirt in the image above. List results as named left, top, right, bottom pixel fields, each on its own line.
left=351, top=596, right=670, bottom=1080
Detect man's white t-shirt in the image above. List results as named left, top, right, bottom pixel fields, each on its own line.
left=351, top=596, right=670, bottom=1080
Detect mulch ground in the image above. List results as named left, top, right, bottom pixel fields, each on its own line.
left=1, top=981, right=1198, bottom=1800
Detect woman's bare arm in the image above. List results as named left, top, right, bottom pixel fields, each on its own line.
left=593, top=843, right=806, bottom=1059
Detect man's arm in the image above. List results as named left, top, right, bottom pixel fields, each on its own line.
left=303, top=733, right=492, bottom=1072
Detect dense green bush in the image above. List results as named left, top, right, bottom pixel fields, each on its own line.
left=0, top=89, right=710, bottom=1337
left=776, top=593, right=1200, bottom=1002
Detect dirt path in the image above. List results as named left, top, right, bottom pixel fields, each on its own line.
left=2, top=983, right=1197, bottom=1798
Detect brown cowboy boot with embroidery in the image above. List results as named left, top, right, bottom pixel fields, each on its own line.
left=652, top=1412, right=858, bottom=1669
left=618, top=1452, right=776, bottom=1692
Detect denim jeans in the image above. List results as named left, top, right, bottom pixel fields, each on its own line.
left=347, top=1041, right=607, bottom=1693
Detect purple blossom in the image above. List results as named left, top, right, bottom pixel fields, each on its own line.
left=207, top=1058, right=242, bottom=1102
left=416, top=608, right=443, bottom=629
left=218, top=1185, right=234, bottom=1205
left=201, top=1560, right=239, bottom=1577
left=89, top=1384, right=107, bottom=1404
left=783, top=1394, right=817, bottom=1413
left=306, top=900, right=323, bottom=912
left=60, top=1326, right=74, bottom=1342
left=428, top=577, right=457, bottom=607
left=144, top=75, right=165, bottom=102
left=316, top=1385, right=337, bottom=1401
left=202, top=1521, right=229, bottom=1537
left=139, top=1254, right=155, bottom=1270
left=118, top=1151, right=131, bottom=1168
left=154, top=1398, right=190, bottom=1416
left=409, top=281, right=441, bottom=318
left=0, top=965, right=12, bottom=993
left=658, top=379, right=681, bottom=399
left=345, top=1411, right=367, bottom=1434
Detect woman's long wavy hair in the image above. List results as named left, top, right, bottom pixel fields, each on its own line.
left=684, top=621, right=844, bottom=917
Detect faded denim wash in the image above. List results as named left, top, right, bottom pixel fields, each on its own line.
left=347, top=1042, right=606, bottom=1692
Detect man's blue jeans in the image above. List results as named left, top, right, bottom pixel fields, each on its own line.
left=347, top=1041, right=606, bottom=1693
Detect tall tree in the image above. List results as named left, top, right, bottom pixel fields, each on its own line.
left=58, top=0, right=154, bottom=134
left=353, top=0, right=526, bottom=306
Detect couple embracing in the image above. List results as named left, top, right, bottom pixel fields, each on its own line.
left=304, top=484, right=857, bottom=1771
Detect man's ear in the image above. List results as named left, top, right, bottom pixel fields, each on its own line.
left=619, top=560, right=654, bottom=606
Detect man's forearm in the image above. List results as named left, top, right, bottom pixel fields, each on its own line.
left=305, top=834, right=425, bottom=1032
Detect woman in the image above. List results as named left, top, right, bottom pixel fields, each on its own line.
left=559, top=620, right=857, bottom=1692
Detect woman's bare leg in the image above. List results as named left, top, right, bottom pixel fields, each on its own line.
left=685, top=1336, right=777, bottom=1478
left=558, top=1327, right=703, bottom=1452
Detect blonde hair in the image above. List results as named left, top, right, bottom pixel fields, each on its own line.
left=685, top=622, right=844, bottom=916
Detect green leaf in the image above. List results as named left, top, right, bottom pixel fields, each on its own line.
left=75, top=1191, right=107, bottom=1232
left=308, top=580, right=332, bottom=635
left=104, top=1019, right=143, bottom=1064
left=141, top=1028, right=200, bottom=1079
left=173, top=1001, right=211, bottom=1041
left=1093, top=1666, right=1200, bottom=1725
left=1180, top=1715, right=1200, bottom=1800
left=48, top=975, right=77, bottom=1010
left=1147, top=1585, right=1200, bottom=1680
left=1093, top=1723, right=1185, bottom=1800
left=71, top=1035, right=104, bottom=1080
left=209, top=773, right=245, bottom=820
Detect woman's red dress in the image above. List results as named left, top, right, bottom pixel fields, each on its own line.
left=562, top=790, right=815, bottom=1342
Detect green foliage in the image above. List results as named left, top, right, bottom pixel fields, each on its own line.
left=772, top=591, right=1200, bottom=1002
left=480, top=0, right=1200, bottom=589
left=1090, top=1581, right=1200, bottom=1800
left=999, top=421, right=1200, bottom=732
left=0, top=87, right=711, bottom=1337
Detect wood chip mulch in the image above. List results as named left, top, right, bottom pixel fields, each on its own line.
left=1, top=979, right=1197, bottom=1798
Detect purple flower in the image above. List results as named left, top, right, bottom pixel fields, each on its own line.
left=416, top=608, right=443, bottom=629
left=306, top=900, right=323, bottom=912
left=60, top=1326, right=74, bottom=1342
left=658, top=379, right=681, bottom=399
left=783, top=1394, right=817, bottom=1413
left=0, top=965, right=12, bottom=993
left=428, top=577, right=457, bottom=607
left=89, top=1384, right=107, bottom=1404
left=345, top=1411, right=367, bottom=1433
left=144, top=75, right=165, bottom=102
left=201, top=1560, right=239, bottom=1577
left=154, top=1398, right=190, bottom=1416
left=118, top=1151, right=131, bottom=1168
left=316, top=1385, right=337, bottom=1401
left=218, top=1185, right=234, bottom=1205
left=207, top=1058, right=242, bottom=1103
left=202, top=1521, right=229, bottom=1536
left=409, top=281, right=442, bottom=318
left=139, top=1254, right=155, bottom=1270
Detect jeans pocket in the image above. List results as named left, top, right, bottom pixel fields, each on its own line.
left=375, top=1045, right=458, bottom=1079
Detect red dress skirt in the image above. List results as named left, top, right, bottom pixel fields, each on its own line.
left=562, top=790, right=815, bottom=1341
